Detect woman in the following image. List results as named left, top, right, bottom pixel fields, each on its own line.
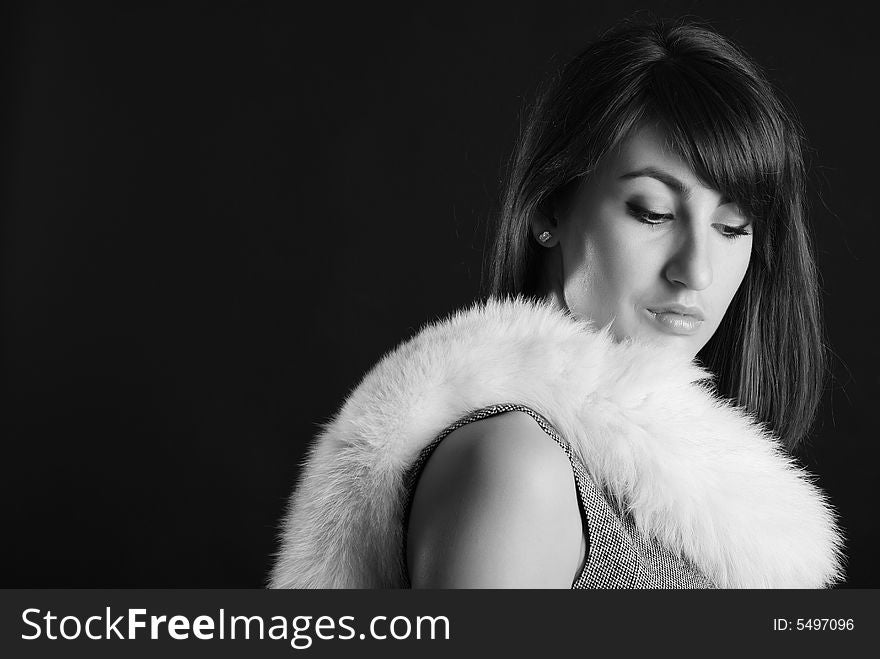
left=270, top=18, right=844, bottom=588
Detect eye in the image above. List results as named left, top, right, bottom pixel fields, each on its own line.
left=626, top=202, right=674, bottom=225
left=715, top=223, right=752, bottom=240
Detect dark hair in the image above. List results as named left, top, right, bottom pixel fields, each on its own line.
left=487, top=18, right=823, bottom=452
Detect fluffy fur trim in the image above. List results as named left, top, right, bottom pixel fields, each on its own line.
left=270, top=298, right=845, bottom=588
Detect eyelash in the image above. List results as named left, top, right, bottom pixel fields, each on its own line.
left=626, top=203, right=752, bottom=240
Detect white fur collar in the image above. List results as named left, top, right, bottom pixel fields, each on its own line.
left=270, top=298, right=844, bottom=588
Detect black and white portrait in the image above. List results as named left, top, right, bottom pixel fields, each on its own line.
left=4, top=1, right=876, bottom=592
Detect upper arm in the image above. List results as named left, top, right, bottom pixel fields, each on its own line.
left=406, top=411, right=584, bottom=588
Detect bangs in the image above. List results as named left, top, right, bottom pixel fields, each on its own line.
left=639, top=59, right=795, bottom=229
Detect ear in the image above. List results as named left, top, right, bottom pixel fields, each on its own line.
left=530, top=205, right=559, bottom=247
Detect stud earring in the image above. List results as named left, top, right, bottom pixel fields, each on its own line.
left=537, top=230, right=552, bottom=243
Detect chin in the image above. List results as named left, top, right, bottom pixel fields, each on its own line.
left=636, top=331, right=701, bottom=360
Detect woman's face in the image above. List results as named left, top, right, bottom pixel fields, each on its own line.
left=538, top=124, right=753, bottom=360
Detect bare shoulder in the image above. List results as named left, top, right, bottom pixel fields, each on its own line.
left=406, top=410, right=584, bottom=588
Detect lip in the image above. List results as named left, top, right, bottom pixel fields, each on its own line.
left=648, top=303, right=706, bottom=321
left=645, top=304, right=706, bottom=336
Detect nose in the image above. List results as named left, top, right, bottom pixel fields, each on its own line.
left=664, top=229, right=713, bottom=291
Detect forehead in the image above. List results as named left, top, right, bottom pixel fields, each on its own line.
left=602, top=123, right=712, bottom=192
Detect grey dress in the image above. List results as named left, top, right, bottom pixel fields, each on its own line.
left=403, top=403, right=715, bottom=589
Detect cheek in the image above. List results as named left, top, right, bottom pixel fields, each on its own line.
left=602, top=233, right=657, bottom=290
left=562, top=224, right=647, bottom=321
left=713, top=244, right=752, bottom=314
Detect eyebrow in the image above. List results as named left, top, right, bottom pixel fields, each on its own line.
left=619, top=167, right=693, bottom=201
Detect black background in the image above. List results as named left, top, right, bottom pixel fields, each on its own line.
left=3, top=0, right=877, bottom=587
